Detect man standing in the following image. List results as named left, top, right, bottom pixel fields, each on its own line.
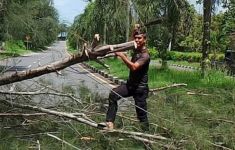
left=105, top=26, right=150, bottom=131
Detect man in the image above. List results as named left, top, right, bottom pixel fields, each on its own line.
left=105, top=26, right=150, bottom=130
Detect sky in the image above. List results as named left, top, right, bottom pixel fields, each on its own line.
left=53, top=0, right=225, bottom=24
left=53, top=0, right=88, bottom=24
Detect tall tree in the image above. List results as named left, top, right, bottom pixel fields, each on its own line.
left=201, top=0, right=212, bottom=77
left=0, top=0, right=59, bottom=49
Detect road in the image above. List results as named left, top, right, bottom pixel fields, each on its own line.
left=0, top=41, right=117, bottom=106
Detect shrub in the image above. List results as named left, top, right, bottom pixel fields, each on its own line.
left=148, top=47, right=159, bottom=59
left=5, top=40, right=26, bottom=52
left=156, top=50, right=224, bottom=62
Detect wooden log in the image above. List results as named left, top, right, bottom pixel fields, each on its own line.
left=0, top=41, right=136, bottom=86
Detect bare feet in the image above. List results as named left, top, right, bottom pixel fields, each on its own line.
left=98, top=122, right=114, bottom=130
left=105, top=122, right=114, bottom=130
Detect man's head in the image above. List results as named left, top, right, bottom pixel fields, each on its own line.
left=133, top=30, right=146, bottom=49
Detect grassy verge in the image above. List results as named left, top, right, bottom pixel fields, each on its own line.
left=66, top=41, right=79, bottom=55
left=87, top=58, right=235, bottom=89
left=85, top=57, right=235, bottom=149
left=0, top=57, right=234, bottom=149
left=0, top=40, right=32, bottom=60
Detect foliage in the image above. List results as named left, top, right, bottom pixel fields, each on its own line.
left=0, top=0, right=59, bottom=50
left=78, top=59, right=235, bottom=149
left=148, top=47, right=159, bottom=59
left=167, top=51, right=224, bottom=62
left=5, top=40, right=25, bottom=52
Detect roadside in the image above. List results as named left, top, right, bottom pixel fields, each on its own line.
left=0, top=41, right=117, bottom=98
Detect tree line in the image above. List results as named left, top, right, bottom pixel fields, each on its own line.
left=0, top=0, right=60, bottom=50
left=68, top=0, right=235, bottom=66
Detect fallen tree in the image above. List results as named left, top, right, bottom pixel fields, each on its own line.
left=0, top=98, right=169, bottom=143
left=0, top=41, right=136, bottom=86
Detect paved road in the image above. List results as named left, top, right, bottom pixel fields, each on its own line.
left=0, top=41, right=117, bottom=106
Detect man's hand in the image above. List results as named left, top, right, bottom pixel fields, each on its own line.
left=115, top=52, right=127, bottom=58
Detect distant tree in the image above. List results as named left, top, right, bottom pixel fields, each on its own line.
left=0, top=0, right=59, bottom=49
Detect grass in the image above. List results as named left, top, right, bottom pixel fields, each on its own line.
left=87, top=58, right=235, bottom=89
left=84, top=57, right=235, bottom=149
left=1, top=53, right=235, bottom=149
left=0, top=85, right=149, bottom=149
left=0, top=40, right=32, bottom=60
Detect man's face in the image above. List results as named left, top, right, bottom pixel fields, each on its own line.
left=134, top=34, right=146, bottom=49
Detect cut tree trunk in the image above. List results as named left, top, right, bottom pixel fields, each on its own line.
left=0, top=41, right=136, bottom=86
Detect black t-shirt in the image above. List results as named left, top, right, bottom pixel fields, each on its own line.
left=127, top=49, right=150, bottom=87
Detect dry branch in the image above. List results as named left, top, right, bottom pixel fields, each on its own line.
left=149, top=83, right=187, bottom=92
left=0, top=99, right=169, bottom=142
left=101, top=129, right=168, bottom=141
left=208, top=141, right=233, bottom=150
left=128, top=135, right=156, bottom=144
left=187, top=92, right=210, bottom=96
left=0, top=41, right=136, bottom=86
left=47, top=133, right=81, bottom=150
left=0, top=90, right=82, bottom=104
left=1, top=99, right=98, bottom=128
left=0, top=113, right=47, bottom=117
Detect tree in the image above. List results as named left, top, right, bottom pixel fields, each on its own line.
left=0, top=0, right=59, bottom=50
left=201, top=0, right=212, bottom=77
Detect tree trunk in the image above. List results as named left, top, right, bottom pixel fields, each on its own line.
left=126, top=0, right=130, bottom=42
left=201, top=0, right=212, bottom=77
left=0, top=41, right=136, bottom=86
left=230, top=32, right=235, bottom=49
left=103, top=22, right=107, bottom=45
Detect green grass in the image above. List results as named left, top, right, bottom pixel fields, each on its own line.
left=0, top=40, right=32, bottom=60
left=85, top=57, right=235, bottom=149
left=87, top=58, right=235, bottom=89
left=87, top=58, right=129, bottom=80
left=1, top=56, right=235, bottom=149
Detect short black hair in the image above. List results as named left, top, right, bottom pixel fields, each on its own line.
left=133, top=28, right=146, bottom=38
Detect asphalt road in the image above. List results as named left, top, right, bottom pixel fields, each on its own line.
left=0, top=41, right=117, bottom=106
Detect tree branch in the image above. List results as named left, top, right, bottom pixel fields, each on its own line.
left=0, top=113, right=47, bottom=117
left=0, top=90, right=82, bottom=104
left=101, top=129, right=168, bottom=141
left=0, top=99, right=169, bottom=142
left=0, top=41, right=136, bottom=86
left=47, top=133, right=81, bottom=150
left=149, top=83, right=187, bottom=92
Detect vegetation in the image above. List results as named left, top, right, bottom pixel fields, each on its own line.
left=68, top=0, right=235, bottom=73
left=1, top=0, right=235, bottom=149
left=0, top=0, right=59, bottom=54
left=84, top=57, right=235, bottom=149
left=1, top=58, right=234, bottom=149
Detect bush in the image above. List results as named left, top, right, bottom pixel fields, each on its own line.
left=5, top=40, right=26, bottom=52
left=156, top=50, right=224, bottom=62
left=148, top=47, right=159, bottom=59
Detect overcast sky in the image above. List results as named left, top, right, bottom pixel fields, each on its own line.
left=53, top=0, right=224, bottom=24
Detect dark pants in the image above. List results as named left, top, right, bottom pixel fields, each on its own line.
left=106, top=84, right=149, bottom=123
